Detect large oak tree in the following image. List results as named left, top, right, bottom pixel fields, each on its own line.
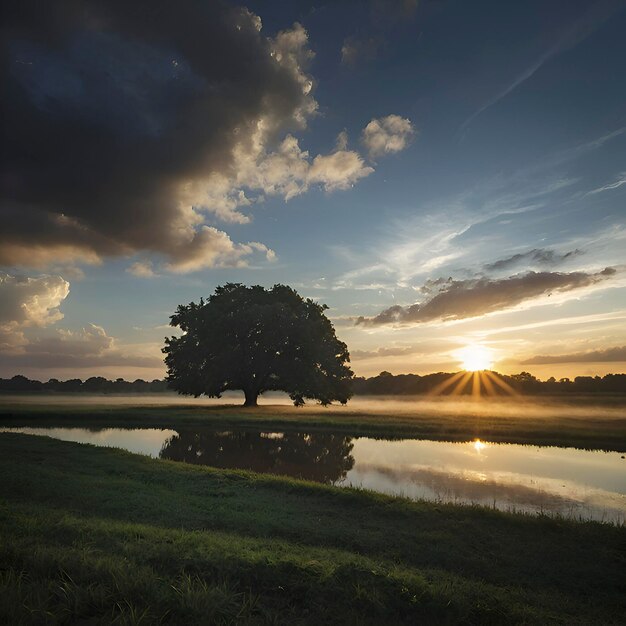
left=163, top=284, right=353, bottom=406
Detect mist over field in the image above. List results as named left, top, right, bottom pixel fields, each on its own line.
left=0, top=390, right=623, bottom=416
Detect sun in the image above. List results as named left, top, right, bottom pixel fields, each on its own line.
left=473, top=439, right=487, bottom=453
left=457, top=344, right=494, bottom=372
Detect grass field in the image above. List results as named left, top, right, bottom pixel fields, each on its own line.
left=1, top=394, right=625, bottom=451
left=1, top=433, right=625, bottom=624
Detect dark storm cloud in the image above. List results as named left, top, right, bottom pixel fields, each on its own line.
left=357, top=268, right=616, bottom=326
left=484, top=248, right=583, bottom=272
left=0, top=1, right=313, bottom=269
left=522, top=345, right=626, bottom=364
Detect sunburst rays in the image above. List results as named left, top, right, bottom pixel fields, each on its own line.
left=483, top=370, right=519, bottom=396
left=428, top=370, right=518, bottom=398
left=427, top=370, right=467, bottom=396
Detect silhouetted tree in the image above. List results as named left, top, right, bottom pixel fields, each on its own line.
left=7, top=375, right=42, bottom=392
left=163, top=283, right=354, bottom=406
left=60, top=378, right=83, bottom=392
left=83, top=376, right=110, bottom=392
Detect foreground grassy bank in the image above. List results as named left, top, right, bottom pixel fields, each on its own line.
left=1, top=434, right=625, bottom=624
left=1, top=395, right=625, bottom=450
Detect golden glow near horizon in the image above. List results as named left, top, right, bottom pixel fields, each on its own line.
left=427, top=368, right=518, bottom=398
left=473, top=439, right=487, bottom=453
left=457, top=344, right=494, bottom=372
left=426, top=343, right=519, bottom=399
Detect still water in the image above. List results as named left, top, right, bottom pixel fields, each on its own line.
left=3, top=426, right=625, bottom=523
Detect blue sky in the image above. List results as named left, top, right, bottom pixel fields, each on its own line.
left=1, top=0, right=625, bottom=380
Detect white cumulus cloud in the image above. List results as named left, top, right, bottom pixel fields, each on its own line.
left=362, top=114, right=415, bottom=159
left=0, top=273, right=70, bottom=329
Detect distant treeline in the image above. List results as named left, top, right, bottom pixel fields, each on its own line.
left=0, top=375, right=169, bottom=394
left=352, top=371, right=626, bottom=395
left=1, top=371, right=625, bottom=395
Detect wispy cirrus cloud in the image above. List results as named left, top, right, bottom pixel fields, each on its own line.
left=331, top=173, right=584, bottom=292
left=586, top=172, right=626, bottom=195
left=332, top=121, right=625, bottom=298
left=469, top=310, right=626, bottom=338
left=460, top=1, right=622, bottom=131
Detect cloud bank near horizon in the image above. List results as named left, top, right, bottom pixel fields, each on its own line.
left=357, top=268, right=617, bottom=326
left=0, top=271, right=161, bottom=370
left=522, top=345, right=626, bottom=364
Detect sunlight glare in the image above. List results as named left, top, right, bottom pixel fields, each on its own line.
left=473, top=439, right=487, bottom=453
left=457, top=344, right=494, bottom=372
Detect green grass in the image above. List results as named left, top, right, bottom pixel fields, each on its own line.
left=1, top=395, right=625, bottom=451
left=1, top=433, right=625, bottom=624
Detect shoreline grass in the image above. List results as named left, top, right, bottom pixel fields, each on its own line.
left=2, top=433, right=625, bottom=624
left=1, top=395, right=625, bottom=451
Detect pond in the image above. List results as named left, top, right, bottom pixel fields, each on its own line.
left=3, top=426, right=625, bottom=523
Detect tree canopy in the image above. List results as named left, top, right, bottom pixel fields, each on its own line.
left=163, top=283, right=353, bottom=406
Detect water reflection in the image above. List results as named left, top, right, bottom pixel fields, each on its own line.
left=343, top=438, right=626, bottom=523
left=160, top=430, right=355, bottom=484
left=0, top=426, right=177, bottom=457
left=2, top=426, right=624, bottom=523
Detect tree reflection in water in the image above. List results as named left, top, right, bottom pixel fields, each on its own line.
left=159, top=430, right=355, bottom=484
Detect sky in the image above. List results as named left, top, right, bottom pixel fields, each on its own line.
left=1, top=0, right=625, bottom=382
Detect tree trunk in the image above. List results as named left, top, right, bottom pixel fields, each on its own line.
left=243, top=388, right=258, bottom=407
